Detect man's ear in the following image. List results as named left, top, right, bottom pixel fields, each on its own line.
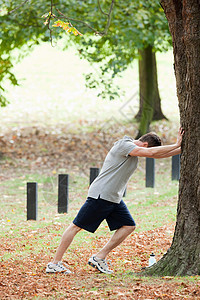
left=143, top=142, right=149, bottom=148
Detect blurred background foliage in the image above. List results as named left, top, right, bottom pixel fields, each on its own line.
left=0, top=0, right=173, bottom=135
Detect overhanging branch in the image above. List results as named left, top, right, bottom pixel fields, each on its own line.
left=97, top=0, right=109, bottom=16
left=55, top=8, right=100, bottom=35
left=101, top=0, right=115, bottom=35
left=54, top=0, right=115, bottom=36
left=47, top=0, right=54, bottom=45
left=7, top=0, right=30, bottom=15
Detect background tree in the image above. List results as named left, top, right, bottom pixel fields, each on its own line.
left=145, top=0, right=200, bottom=276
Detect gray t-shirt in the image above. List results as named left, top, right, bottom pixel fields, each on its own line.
left=88, top=136, right=138, bottom=203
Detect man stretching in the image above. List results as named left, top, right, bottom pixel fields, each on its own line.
left=46, top=128, right=184, bottom=274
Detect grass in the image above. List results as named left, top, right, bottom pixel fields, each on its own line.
left=0, top=156, right=178, bottom=227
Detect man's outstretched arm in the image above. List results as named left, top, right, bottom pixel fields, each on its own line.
left=153, top=147, right=181, bottom=159
left=129, top=128, right=184, bottom=158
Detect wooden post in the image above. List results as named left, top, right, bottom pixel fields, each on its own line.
left=90, top=168, right=100, bottom=185
left=146, top=158, right=155, bottom=188
left=172, top=154, right=180, bottom=181
left=58, top=174, right=69, bottom=214
left=27, top=182, right=38, bottom=220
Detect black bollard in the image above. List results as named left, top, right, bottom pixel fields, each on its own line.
left=89, top=168, right=100, bottom=185
left=27, top=182, right=38, bottom=220
left=172, top=154, right=180, bottom=181
left=58, top=174, right=69, bottom=214
left=146, top=157, right=155, bottom=188
left=123, top=187, right=127, bottom=197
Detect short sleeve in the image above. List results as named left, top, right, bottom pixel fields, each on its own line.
left=117, top=140, right=137, bottom=157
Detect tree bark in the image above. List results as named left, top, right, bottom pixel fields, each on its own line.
left=144, top=0, right=200, bottom=276
left=135, top=46, right=167, bottom=138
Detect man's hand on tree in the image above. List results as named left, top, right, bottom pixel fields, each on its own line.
left=176, top=127, right=184, bottom=147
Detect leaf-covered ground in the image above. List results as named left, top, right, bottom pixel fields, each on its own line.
left=1, top=223, right=200, bottom=300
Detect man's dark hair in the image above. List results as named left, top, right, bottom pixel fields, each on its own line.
left=139, top=132, right=161, bottom=147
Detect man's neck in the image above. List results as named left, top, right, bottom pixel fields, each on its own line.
left=134, top=140, right=143, bottom=147
left=134, top=140, right=148, bottom=148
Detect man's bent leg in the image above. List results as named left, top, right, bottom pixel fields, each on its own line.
left=96, top=225, right=135, bottom=259
left=53, top=223, right=82, bottom=263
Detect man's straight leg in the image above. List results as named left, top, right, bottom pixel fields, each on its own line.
left=46, top=223, right=81, bottom=273
left=46, top=197, right=104, bottom=274
left=53, top=223, right=81, bottom=263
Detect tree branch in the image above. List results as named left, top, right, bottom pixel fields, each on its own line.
left=48, top=0, right=54, bottom=45
left=97, top=0, right=109, bottom=16
left=55, top=8, right=100, bottom=35
left=100, top=0, right=115, bottom=35
left=7, top=0, right=30, bottom=15
left=55, top=0, right=115, bottom=36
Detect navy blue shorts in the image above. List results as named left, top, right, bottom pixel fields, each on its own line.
left=73, top=197, right=136, bottom=233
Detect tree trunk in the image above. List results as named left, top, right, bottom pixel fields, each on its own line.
left=144, top=0, right=200, bottom=276
left=151, top=50, right=167, bottom=121
left=135, top=46, right=167, bottom=138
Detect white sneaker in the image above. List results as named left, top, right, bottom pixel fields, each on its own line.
left=88, top=255, right=113, bottom=274
left=46, top=261, right=72, bottom=274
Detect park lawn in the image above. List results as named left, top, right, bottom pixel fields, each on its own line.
left=1, top=169, right=200, bottom=299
